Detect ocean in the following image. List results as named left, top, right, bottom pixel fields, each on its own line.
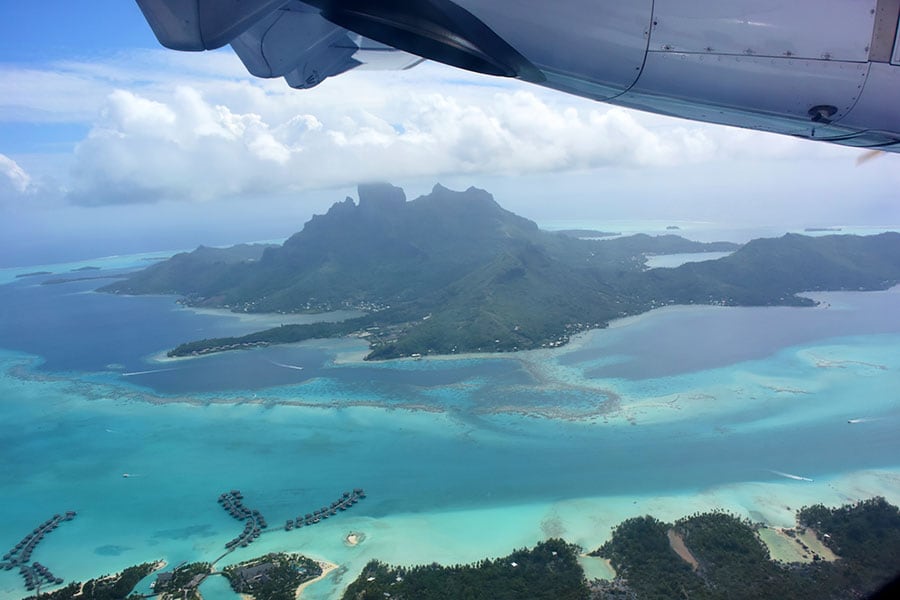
left=1, top=244, right=899, bottom=599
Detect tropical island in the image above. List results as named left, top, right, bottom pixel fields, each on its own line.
left=222, top=553, right=325, bottom=600
left=101, top=183, right=900, bottom=361
left=13, top=498, right=900, bottom=600
left=341, top=498, right=900, bottom=600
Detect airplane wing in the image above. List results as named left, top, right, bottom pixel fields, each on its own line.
left=136, top=0, right=900, bottom=152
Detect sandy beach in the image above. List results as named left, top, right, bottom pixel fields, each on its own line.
left=344, top=531, right=368, bottom=547
left=296, top=560, right=338, bottom=599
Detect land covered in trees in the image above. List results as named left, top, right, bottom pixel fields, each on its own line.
left=341, top=538, right=589, bottom=600
left=13, top=499, right=900, bottom=600
left=339, top=498, right=900, bottom=600
left=150, top=562, right=210, bottom=600
left=21, top=562, right=157, bottom=600
left=222, top=552, right=323, bottom=600
left=591, top=497, right=900, bottom=599
left=102, top=184, right=900, bottom=360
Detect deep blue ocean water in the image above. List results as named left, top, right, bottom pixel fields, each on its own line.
left=1, top=259, right=899, bottom=599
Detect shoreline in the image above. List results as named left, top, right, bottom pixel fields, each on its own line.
left=145, top=284, right=900, bottom=369
left=296, top=560, right=338, bottom=598
left=6, top=321, right=900, bottom=427
left=178, top=305, right=364, bottom=330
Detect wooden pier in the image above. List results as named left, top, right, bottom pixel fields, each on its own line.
left=214, top=488, right=366, bottom=560
left=0, top=511, right=75, bottom=592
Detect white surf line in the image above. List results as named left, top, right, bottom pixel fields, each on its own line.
left=267, top=359, right=304, bottom=371
left=121, top=367, right=183, bottom=377
left=769, top=469, right=814, bottom=482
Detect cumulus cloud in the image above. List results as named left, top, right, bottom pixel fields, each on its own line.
left=3, top=49, right=867, bottom=207
left=66, top=79, right=724, bottom=205
left=0, top=154, right=34, bottom=203
left=0, top=154, right=31, bottom=191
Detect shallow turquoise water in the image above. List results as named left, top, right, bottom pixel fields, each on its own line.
left=1, top=262, right=899, bottom=599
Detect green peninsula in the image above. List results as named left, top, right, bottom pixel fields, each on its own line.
left=101, top=183, right=900, bottom=360
left=340, top=498, right=900, bottom=600
left=342, top=539, right=588, bottom=600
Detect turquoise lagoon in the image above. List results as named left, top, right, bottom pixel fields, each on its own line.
left=1, top=267, right=900, bottom=599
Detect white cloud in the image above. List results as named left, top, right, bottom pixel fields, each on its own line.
left=0, top=154, right=31, bottom=194
left=2, top=49, right=882, bottom=208
left=64, top=73, right=738, bottom=205
left=0, top=154, right=33, bottom=203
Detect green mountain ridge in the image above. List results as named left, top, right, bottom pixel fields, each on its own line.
left=100, top=184, right=900, bottom=360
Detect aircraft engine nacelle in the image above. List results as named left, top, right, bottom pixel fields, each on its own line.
left=135, top=0, right=900, bottom=151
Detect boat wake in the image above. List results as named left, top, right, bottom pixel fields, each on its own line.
left=122, top=367, right=182, bottom=377
left=768, top=469, right=814, bottom=482
left=847, top=417, right=879, bottom=424
left=267, top=360, right=304, bottom=371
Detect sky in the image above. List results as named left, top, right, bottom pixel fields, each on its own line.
left=2, top=1, right=900, bottom=267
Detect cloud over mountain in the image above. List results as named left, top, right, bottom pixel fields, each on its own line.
left=2, top=50, right=888, bottom=213
left=66, top=79, right=725, bottom=205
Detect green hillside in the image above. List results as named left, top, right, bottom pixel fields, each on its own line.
left=101, top=184, right=900, bottom=360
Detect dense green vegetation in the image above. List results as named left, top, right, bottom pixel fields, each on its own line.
left=19, top=499, right=900, bottom=600
left=591, top=515, right=703, bottom=599
left=555, top=229, right=621, bottom=238
left=152, top=562, right=211, bottom=600
left=104, top=183, right=900, bottom=360
left=21, top=562, right=157, bottom=600
left=798, top=497, right=900, bottom=590
left=167, top=318, right=371, bottom=357
left=592, top=499, right=900, bottom=599
left=222, top=553, right=323, bottom=600
left=341, top=539, right=588, bottom=600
